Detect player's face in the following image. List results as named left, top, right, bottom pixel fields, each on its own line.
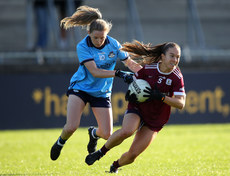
left=89, top=30, right=108, bottom=48
left=160, top=47, right=181, bottom=72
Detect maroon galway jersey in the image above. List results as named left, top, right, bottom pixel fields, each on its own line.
left=128, top=63, right=186, bottom=131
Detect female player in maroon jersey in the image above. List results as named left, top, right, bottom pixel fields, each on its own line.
left=85, top=40, right=186, bottom=173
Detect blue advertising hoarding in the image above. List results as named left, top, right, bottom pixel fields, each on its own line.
left=0, top=71, right=229, bottom=130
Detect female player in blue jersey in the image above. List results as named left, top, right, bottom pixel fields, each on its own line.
left=50, top=6, right=142, bottom=161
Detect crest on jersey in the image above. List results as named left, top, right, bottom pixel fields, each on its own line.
left=108, top=51, right=115, bottom=58
left=166, top=78, right=172, bottom=85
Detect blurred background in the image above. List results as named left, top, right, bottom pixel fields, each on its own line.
left=0, top=0, right=230, bottom=129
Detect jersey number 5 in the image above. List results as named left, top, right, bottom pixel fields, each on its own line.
left=157, top=78, right=163, bottom=84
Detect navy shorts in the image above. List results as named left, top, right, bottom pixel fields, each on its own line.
left=66, top=89, right=111, bottom=108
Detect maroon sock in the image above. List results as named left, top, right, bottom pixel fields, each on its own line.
left=100, top=145, right=110, bottom=155
left=113, top=160, right=120, bottom=168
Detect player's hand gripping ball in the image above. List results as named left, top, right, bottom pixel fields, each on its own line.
left=127, top=79, right=151, bottom=103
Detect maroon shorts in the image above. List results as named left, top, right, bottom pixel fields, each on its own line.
left=125, top=108, right=163, bottom=132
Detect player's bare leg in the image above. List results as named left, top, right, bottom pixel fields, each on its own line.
left=87, top=107, right=113, bottom=154
left=85, top=113, right=140, bottom=165
left=116, top=126, right=157, bottom=167
left=92, top=107, right=113, bottom=140
left=105, top=113, right=140, bottom=149
left=50, top=95, right=85, bottom=160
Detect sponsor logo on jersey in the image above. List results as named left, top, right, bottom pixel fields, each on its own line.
left=98, top=52, right=106, bottom=60
left=166, top=78, right=172, bottom=85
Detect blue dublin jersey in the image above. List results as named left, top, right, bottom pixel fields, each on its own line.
left=68, top=35, right=129, bottom=98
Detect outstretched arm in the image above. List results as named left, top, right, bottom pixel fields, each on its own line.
left=84, top=60, right=133, bottom=84
left=123, top=57, right=142, bottom=73
left=84, top=60, right=116, bottom=78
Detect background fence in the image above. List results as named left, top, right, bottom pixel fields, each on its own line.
left=1, top=71, right=230, bottom=130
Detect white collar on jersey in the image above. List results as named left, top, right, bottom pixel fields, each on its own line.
left=157, top=62, right=175, bottom=75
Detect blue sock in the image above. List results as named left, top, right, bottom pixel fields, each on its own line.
left=92, top=128, right=99, bottom=139
left=58, top=136, right=66, bottom=146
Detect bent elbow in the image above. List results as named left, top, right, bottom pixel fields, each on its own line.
left=178, top=105, right=184, bottom=110
left=178, top=103, right=185, bottom=110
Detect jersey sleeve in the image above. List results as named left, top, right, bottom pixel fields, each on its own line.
left=112, top=39, right=129, bottom=61
left=134, top=67, right=146, bottom=80
left=77, top=43, right=94, bottom=64
left=173, top=75, right=186, bottom=96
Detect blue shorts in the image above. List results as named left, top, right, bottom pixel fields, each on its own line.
left=66, top=89, right=111, bottom=108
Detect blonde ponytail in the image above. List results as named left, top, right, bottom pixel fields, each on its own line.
left=60, top=5, right=102, bottom=29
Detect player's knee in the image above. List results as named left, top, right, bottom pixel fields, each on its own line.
left=120, top=129, right=134, bottom=139
left=100, top=131, right=112, bottom=140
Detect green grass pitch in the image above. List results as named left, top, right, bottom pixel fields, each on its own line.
left=0, top=124, right=230, bottom=176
